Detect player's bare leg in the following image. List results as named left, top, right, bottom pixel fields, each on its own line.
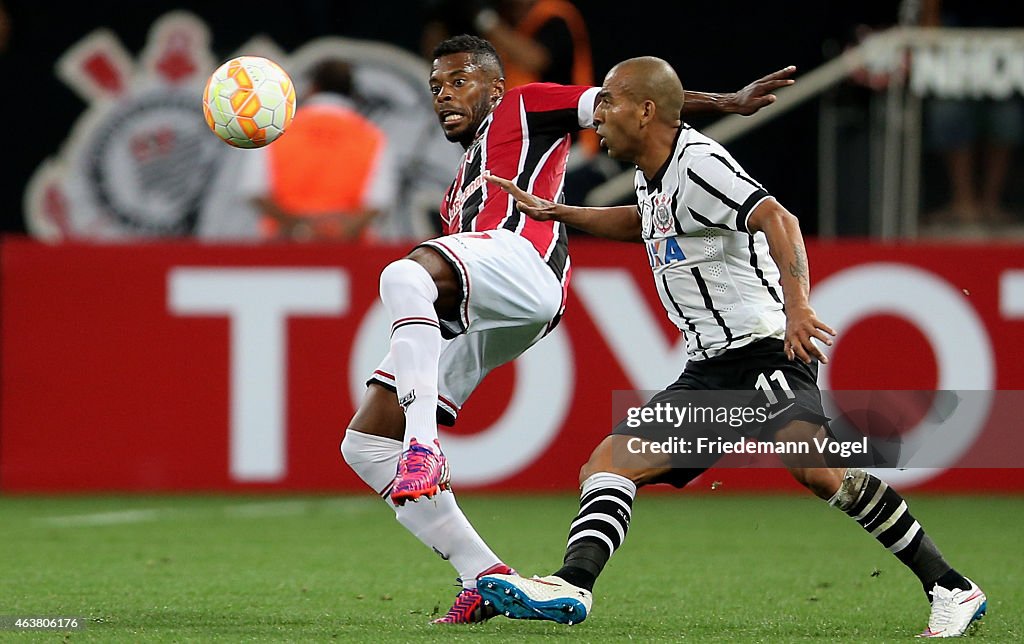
left=772, top=420, right=844, bottom=499
left=774, top=420, right=986, bottom=637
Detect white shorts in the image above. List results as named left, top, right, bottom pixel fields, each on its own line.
left=369, top=229, right=564, bottom=425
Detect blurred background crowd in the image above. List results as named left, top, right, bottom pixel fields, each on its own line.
left=1, top=0, right=1023, bottom=243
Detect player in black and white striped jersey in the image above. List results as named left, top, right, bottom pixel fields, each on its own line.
left=639, top=123, right=782, bottom=360
left=479, top=57, right=986, bottom=638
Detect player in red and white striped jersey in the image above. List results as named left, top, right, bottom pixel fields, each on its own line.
left=438, top=80, right=600, bottom=292
left=340, top=35, right=794, bottom=624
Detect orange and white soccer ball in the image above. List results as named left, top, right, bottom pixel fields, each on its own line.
left=202, top=56, right=297, bottom=148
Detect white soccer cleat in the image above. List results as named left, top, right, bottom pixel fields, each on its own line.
left=917, top=577, right=987, bottom=638
left=477, top=573, right=592, bottom=625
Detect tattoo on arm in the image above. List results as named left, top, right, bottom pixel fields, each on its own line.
left=788, top=244, right=809, bottom=287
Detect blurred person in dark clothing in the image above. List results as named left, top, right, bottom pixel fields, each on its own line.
left=922, top=0, right=1024, bottom=226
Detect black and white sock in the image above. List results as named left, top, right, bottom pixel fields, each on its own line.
left=830, top=469, right=970, bottom=596
left=553, top=472, right=636, bottom=591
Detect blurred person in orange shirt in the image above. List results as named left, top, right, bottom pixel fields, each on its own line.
left=241, top=58, right=396, bottom=242
left=422, top=0, right=592, bottom=87
left=480, top=0, right=598, bottom=156
left=478, top=0, right=592, bottom=89
left=419, top=3, right=603, bottom=216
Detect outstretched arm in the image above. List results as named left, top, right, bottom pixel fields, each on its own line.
left=746, top=197, right=836, bottom=364
left=683, top=65, right=796, bottom=116
left=484, top=174, right=642, bottom=242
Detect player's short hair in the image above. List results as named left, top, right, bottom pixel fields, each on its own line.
left=432, top=34, right=505, bottom=77
left=311, top=59, right=354, bottom=97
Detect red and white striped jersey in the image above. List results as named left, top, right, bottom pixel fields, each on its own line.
left=440, top=83, right=599, bottom=289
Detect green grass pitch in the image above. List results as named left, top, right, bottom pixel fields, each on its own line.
left=1, top=493, right=1020, bottom=641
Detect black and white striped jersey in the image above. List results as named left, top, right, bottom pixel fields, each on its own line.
left=637, top=125, right=786, bottom=361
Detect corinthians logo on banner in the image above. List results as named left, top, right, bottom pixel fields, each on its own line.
left=26, top=13, right=223, bottom=239
left=26, top=12, right=461, bottom=241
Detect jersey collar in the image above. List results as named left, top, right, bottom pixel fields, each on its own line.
left=472, top=104, right=499, bottom=143
left=643, top=125, right=684, bottom=192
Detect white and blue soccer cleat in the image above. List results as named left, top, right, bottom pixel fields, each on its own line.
left=478, top=573, right=592, bottom=625
left=917, top=577, right=987, bottom=638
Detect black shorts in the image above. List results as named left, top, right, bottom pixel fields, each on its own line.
left=612, top=338, right=830, bottom=486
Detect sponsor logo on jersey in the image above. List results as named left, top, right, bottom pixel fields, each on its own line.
left=449, top=172, right=488, bottom=219
left=646, top=236, right=687, bottom=268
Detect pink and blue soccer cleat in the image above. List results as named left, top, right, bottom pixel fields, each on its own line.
left=478, top=573, right=592, bottom=625
left=431, top=588, right=497, bottom=624
left=431, top=564, right=516, bottom=624
left=390, top=438, right=450, bottom=506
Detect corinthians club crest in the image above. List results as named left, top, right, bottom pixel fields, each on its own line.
left=26, top=13, right=223, bottom=239
left=26, top=12, right=462, bottom=242
left=652, top=193, right=675, bottom=235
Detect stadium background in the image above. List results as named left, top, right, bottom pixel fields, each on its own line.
left=1, top=2, right=1022, bottom=641
left=3, top=0, right=963, bottom=237
left=2, top=0, right=1022, bottom=493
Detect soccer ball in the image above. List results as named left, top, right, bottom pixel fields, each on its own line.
left=202, top=56, right=297, bottom=149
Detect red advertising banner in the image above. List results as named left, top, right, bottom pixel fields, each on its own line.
left=2, top=237, right=1023, bottom=493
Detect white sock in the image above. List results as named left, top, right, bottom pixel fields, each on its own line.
left=341, top=429, right=502, bottom=587
left=378, top=259, right=442, bottom=450
left=394, top=492, right=503, bottom=589
left=340, top=429, right=401, bottom=496
left=581, top=471, right=637, bottom=498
